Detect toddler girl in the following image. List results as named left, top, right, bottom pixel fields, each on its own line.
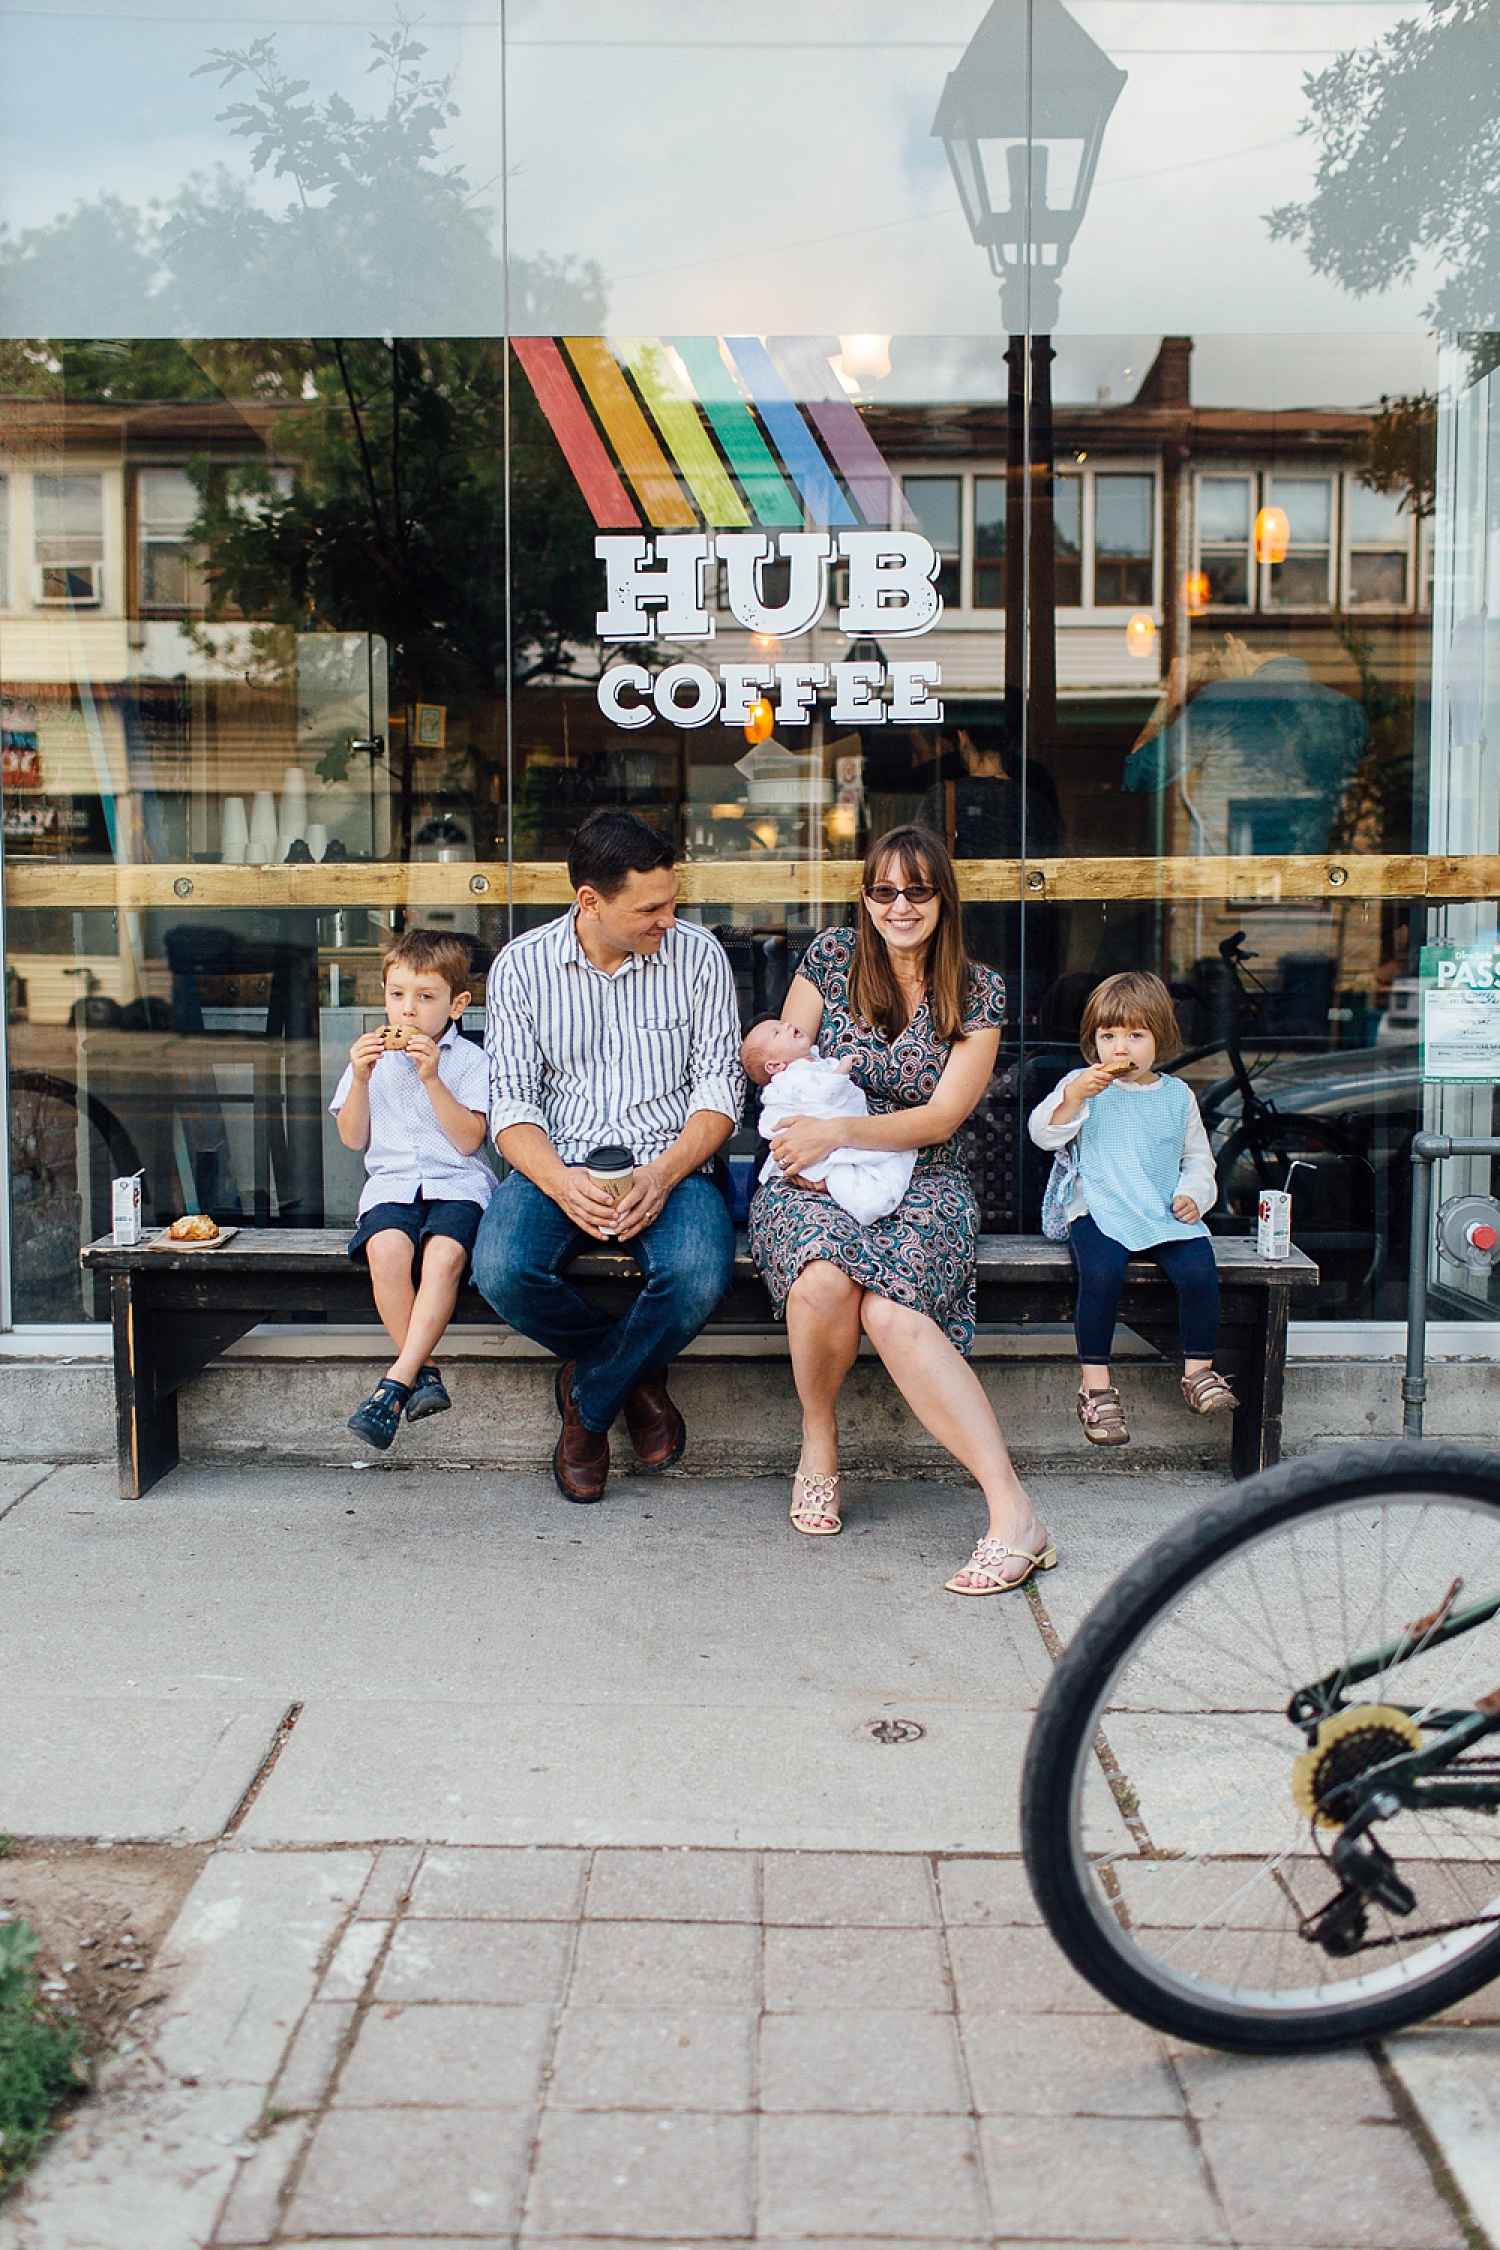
left=1028, top=970, right=1237, bottom=1446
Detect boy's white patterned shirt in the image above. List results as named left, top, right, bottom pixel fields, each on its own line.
left=330, top=1025, right=496, bottom=1217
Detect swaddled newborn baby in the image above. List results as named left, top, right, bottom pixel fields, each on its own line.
left=741, top=1019, right=916, bottom=1226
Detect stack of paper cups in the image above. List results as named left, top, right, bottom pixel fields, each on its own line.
left=304, top=822, right=329, bottom=864
left=248, top=791, right=279, bottom=864
left=220, top=797, right=249, bottom=864
left=277, top=766, right=308, bottom=858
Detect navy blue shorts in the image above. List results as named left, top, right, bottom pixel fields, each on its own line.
left=348, top=1196, right=484, bottom=1282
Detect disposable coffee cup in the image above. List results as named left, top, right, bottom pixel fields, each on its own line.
left=585, top=1145, right=635, bottom=1237
left=585, top=1145, right=635, bottom=1203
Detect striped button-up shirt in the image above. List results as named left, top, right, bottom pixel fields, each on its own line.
left=486, top=911, right=744, bottom=1167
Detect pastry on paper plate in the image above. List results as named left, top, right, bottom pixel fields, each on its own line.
left=168, top=1214, right=221, bottom=1242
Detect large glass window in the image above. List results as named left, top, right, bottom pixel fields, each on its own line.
left=0, top=0, right=1487, bottom=1339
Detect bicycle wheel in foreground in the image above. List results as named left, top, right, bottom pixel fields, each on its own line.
left=1023, top=1442, right=1500, bottom=2051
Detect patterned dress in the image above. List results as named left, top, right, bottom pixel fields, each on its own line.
left=747, top=928, right=1006, bottom=1353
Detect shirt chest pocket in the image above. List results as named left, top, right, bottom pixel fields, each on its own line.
left=634, top=1011, right=691, bottom=1098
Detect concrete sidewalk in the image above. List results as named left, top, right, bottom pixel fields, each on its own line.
left=0, top=1457, right=1494, bottom=2247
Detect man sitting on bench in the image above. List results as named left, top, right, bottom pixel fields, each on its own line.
left=473, top=810, right=744, bottom=1504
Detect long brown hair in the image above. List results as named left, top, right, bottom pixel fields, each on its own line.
left=847, top=825, right=972, bottom=1045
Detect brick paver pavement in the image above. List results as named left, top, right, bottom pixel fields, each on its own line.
left=209, top=1845, right=1468, bottom=2248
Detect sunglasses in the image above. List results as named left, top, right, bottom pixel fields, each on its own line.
left=865, top=882, right=938, bottom=907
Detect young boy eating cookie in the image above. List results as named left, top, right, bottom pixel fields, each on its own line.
left=331, top=930, right=495, bottom=1449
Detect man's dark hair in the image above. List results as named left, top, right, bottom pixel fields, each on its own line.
left=567, top=809, right=676, bottom=897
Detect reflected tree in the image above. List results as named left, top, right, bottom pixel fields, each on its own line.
left=0, top=21, right=604, bottom=337
left=1267, top=0, right=1500, bottom=336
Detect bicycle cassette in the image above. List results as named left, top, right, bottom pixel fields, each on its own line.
left=1291, top=1705, right=1422, bottom=1829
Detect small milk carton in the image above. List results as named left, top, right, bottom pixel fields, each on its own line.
left=1256, top=1188, right=1291, bottom=1261
left=111, top=1171, right=144, bottom=1246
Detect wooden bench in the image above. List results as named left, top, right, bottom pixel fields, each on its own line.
left=81, top=1229, right=1317, bottom=1498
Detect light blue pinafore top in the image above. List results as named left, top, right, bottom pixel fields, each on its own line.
left=1075, top=1075, right=1209, bottom=1254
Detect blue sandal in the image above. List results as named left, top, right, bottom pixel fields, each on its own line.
left=347, top=1377, right=410, bottom=1451
left=406, top=1365, right=451, bottom=1422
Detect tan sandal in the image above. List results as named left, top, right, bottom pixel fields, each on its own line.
left=790, top=1471, right=842, bottom=1536
left=945, top=1535, right=1059, bottom=1596
left=1182, top=1367, right=1238, bottom=1416
left=1077, top=1385, right=1129, bottom=1445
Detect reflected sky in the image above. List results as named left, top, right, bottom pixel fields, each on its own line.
left=0, top=0, right=1446, bottom=341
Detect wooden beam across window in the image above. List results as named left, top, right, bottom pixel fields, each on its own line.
left=3, top=853, right=1493, bottom=911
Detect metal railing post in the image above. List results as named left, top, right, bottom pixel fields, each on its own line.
left=1404, top=1131, right=1500, bottom=1440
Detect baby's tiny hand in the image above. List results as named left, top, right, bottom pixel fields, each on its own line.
left=1172, top=1194, right=1200, bottom=1224
left=830, top=1056, right=855, bottom=1076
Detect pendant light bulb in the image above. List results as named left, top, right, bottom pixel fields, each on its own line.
left=1125, top=610, right=1156, bottom=660
left=1255, top=505, right=1290, bottom=566
left=744, top=696, right=775, bottom=745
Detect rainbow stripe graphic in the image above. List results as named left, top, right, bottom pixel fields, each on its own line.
left=514, top=335, right=914, bottom=535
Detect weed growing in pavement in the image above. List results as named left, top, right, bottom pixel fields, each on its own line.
left=0, top=1840, right=15, bottom=1861
left=0, top=1920, right=85, bottom=2189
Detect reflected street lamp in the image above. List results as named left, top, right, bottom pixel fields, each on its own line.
left=934, top=0, right=1125, bottom=762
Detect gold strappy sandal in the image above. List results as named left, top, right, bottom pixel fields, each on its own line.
left=790, top=1471, right=842, bottom=1536
left=945, top=1534, right=1059, bottom=1596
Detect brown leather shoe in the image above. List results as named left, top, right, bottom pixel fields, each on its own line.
left=624, top=1375, right=686, bottom=1471
left=553, top=1361, right=609, bottom=1503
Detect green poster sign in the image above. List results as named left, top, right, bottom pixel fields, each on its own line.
left=1420, top=944, right=1500, bottom=1083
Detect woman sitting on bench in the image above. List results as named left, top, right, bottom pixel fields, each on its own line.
left=747, top=826, right=1054, bottom=1597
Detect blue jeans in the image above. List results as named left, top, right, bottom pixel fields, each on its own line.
left=471, top=1170, right=735, bottom=1433
left=1069, top=1210, right=1220, bottom=1364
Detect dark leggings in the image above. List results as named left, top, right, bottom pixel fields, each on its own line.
left=1069, top=1210, right=1220, bottom=1365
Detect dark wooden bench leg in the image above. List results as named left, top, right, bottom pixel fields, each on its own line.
left=1231, top=1281, right=1290, bottom=1479
left=110, top=1273, right=179, bottom=1499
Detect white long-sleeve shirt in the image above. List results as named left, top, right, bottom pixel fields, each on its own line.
left=1028, top=1069, right=1217, bottom=1228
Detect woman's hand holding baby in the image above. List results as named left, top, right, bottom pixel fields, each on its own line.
left=770, top=1114, right=845, bottom=1182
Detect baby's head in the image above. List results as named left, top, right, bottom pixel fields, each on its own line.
left=742, top=1017, right=813, bottom=1085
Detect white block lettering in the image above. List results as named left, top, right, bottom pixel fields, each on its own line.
left=720, top=664, right=775, bottom=726
left=653, top=662, right=722, bottom=728
left=837, top=531, right=942, bottom=637
left=595, top=533, right=714, bottom=641
left=774, top=662, right=829, bottom=726
left=597, top=664, right=654, bottom=729
left=830, top=662, right=887, bottom=725
left=719, top=531, right=831, bottom=637
left=888, top=662, right=943, bottom=721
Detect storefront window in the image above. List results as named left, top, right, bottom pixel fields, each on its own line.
left=0, top=0, right=1493, bottom=1330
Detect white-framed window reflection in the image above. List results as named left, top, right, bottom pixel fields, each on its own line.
left=1195, top=473, right=1254, bottom=608
left=901, top=474, right=961, bottom=609
left=138, top=467, right=207, bottom=613
left=1264, top=475, right=1334, bottom=611
left=1344, top=476, right=1413, bottom=610
left=33, top=471, right=104, bottom=607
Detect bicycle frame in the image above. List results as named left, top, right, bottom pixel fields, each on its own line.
left=1287, top=1585, right=1500, bottom=1819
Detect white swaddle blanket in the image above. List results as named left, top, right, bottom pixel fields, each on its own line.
left=757, top=1052, right=916, bottom=1225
